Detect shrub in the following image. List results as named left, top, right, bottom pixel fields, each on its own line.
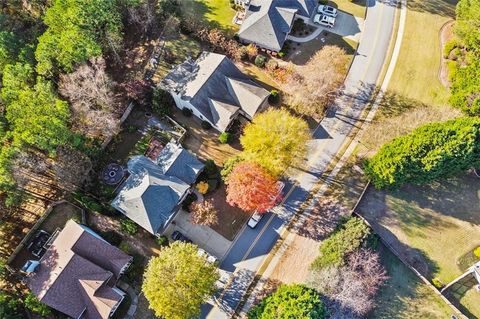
left=248, top=284, right=325, bottom=319
left=364, top=117, right=480, bottom=189
left=221, top=155, right=244, bottom=182
left=204, top=159, right=219, bottom=178
left=196, top=181, right=209, bottom=194
left=246, top=44, right=258, bottom=61
left=152, top=88, right=174, bottom=117
left=156, top=235, right=169, bottom=247
left=265, top=59, right=278, bottom=71
left=124, top=253, right=145, bottom=284
left=449, top=59, right=480, bottom=115
left=447, top=60, right=457, bottom=82
left=190, top=199, right=218, bottom=226
left=268, top=90, right=280, bottom=104
left=219, top=132, right=232, bottom=144
left=474, top=246, right=480, bottom=258
left=207, top=178, right=219, bottom=191
left=99, top=230, right=123, bottom=246
left=182, top=108, right=193, bottom=117
left=432, top=278, right=444, bottom=289
left=72, top=192, right=105, bottom=213
left=119, top=241, right=132, bottom=254
left=25, top=293, right=51, bottom=316
left=443, top=38, right=460, bottom=58
left=292, top=19, right=306, bottom=33
left=311, top=217, right=371, bottom=270
left=182, top=193, right=198, bottom=212
left=255, top=55, right=267, bottom=68
left=201, top=120, right=212, bottom=130
left=121, top=218, right=139, bottom=235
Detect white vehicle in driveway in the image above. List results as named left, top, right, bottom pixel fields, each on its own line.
left=317, top=4, right=338, bottom=17
left=314, top=14, right=335, bottom=28
left=247, top=212, right=264, bottom=229
left=198, top=248, right=219, bottom=264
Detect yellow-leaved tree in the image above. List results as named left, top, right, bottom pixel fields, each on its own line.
left=142, top=242, right=219, bottom=319
left=240, top=108, right=310, bottom=177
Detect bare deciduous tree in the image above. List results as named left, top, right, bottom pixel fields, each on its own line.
left=127, top=0, right=158, bottom=35
left=189, top=199, right=219, bottom=226
left=59, top=57, right=121, bottom=139
left=287, top=46, right=349, bottom=119
left=307, top=248, right=388, bottom=317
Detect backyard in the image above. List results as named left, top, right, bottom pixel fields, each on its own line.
left=388, top=0, right=457, bottom=106
left=180, top=0, right=239, bottom=35
left=152, top=33, right=203, bottom=82
left=356, top=173, right=480, bottom=318
left=370, top=243, right=457, bottom=319
left=8, top=201, right=84, bottom=270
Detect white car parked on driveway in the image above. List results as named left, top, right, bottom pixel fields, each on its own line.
left=317, top=4, right=338, bottom=17
left=314, top=14, right=335, bottom=28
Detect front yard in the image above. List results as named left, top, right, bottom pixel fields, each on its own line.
left=326, top=0, right=367, bottom=19
left=284, top=31, right=358, bottom=66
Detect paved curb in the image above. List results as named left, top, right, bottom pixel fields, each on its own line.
left=118, top=281, right=139, bottom=319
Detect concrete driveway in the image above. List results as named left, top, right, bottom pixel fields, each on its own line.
left=165, top=210, right=232, bottom=259
left=289, top=12, right=365, bottom=43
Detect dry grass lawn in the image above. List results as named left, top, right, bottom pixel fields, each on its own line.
left=171, top=108, right=241, bottom=166
left=361, top=92, right=462, bottom=151
left=357, top=173, right=480, bottom=284
left=370, top=244, right=457, bottom=319
left=328, top=0, right=367, bottom=18
left=388, top=0, right=456, bottom=106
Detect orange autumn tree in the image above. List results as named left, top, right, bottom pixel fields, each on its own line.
left=226, top=162, right=282, bottom=213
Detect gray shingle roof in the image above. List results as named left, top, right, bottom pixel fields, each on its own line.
left=238, top=0, right=317, bottom=51
left=27, top=221, right=132, bottom=319
left=154, top=142, right=204, bottom=185
left=111, top=155, right=190, bottom=234
left=161, top=52, right=270, bottom=131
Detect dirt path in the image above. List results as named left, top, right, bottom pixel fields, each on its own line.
left=439, top=20, right=455, bottom=88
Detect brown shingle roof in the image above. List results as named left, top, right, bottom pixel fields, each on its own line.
left=26, top=220, right=132, bottom=319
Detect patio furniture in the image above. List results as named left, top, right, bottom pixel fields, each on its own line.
left=27, top=230, right=51, bottom=258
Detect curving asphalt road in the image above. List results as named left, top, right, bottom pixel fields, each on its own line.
left=203, top=0, right=399, bottom=317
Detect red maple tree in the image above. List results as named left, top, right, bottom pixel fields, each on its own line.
left=226, top=162, right=282, bottom=213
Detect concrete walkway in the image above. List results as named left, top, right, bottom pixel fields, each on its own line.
left=286, top=26, right=324, bottom=43
left=117, top=281, right=138, bottom=319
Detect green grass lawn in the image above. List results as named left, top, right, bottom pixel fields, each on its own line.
left=370, top=244, right=458, bottom=319
left=153, top=33, right=202, bottom=81
left=328, top=0, right=367, bottom=18
left=240, top=62, right=280, bottom=91
left=181, top=0, right=239, bottom=35
left=357, top=173, right=480, bottom=285
left=458, top=288, right=480, bottom=318
left=389, top=0, right=457, bottom=106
